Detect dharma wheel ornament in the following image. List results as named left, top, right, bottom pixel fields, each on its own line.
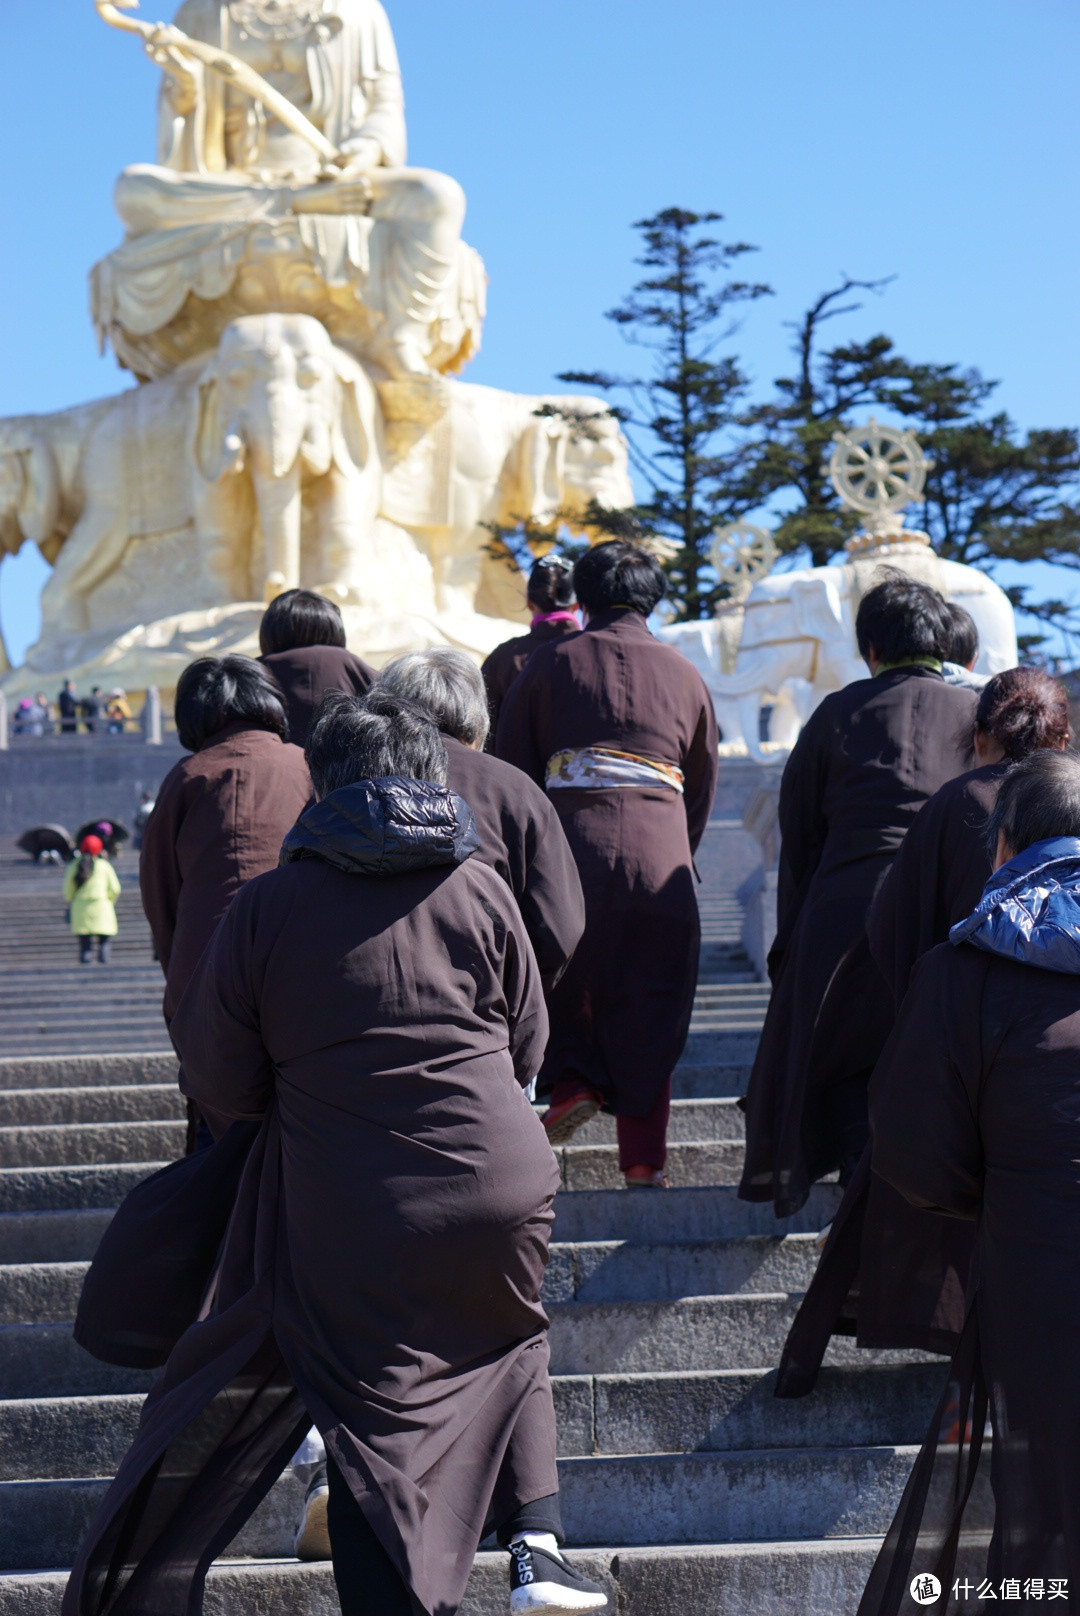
left=710, top=520, right=778, bottom=602
left=829, top=418, right=931, bottom=549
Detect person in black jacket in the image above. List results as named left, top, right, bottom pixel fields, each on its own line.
left=58, top=679, right=79, bottom=733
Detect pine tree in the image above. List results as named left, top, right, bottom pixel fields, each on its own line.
left=558, top=207, right=770, bottom=619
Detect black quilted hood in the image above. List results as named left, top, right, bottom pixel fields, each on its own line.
left=280, top=777, right=480, bottom=875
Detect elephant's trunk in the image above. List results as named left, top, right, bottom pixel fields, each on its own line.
left=244, top=387, right=308, bottom=483
left=252, top=465, right=302, bottom=601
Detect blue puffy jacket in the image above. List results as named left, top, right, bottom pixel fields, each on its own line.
left=950, top=835, right=1080, bottom=975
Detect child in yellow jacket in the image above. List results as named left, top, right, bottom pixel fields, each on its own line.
left=64, top=835, right=121, bottom=964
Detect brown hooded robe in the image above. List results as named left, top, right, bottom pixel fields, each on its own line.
left=64, top=788, right=558, bottom=1616
left=494, top=608, right=718, bottom=1115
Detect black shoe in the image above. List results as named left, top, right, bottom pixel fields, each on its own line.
left=509, top=1540, right=607, bottom=1613
left=294, top=1464, right=330, bottom=1560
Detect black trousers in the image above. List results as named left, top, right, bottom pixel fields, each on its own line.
left=325, top=1459, right=562, bottom=1615
left=78, top=936, right=111, bottom=964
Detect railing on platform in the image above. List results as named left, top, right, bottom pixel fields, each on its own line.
left=0, top=688, right=175, bottom=749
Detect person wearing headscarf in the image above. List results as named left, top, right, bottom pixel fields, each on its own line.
left=378, top=647, right=584, bottom=992
left=481, top=555, right=579, bottom=743
left=776, top=666, right=1072, bottom=1396
left=63, top=690, right=607, bottom=1616
left=258, top=588, right=376, bottom=746
left=64, top=835, right=120, bottom=964
left=495, top=540, right=718, bottom=1188
left=857, top=750, right=1080, bottom=1610
left=738, top=572, right=978, bottom=1220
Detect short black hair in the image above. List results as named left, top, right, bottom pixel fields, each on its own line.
left=528, top=555, right=576, bottom=613
left=572, top=541, right=667, bottom=617
left=975, top=666, right=1071, bottom=760
left=259, top=589, right=347, bottom=656
left=174, top=655, right=288, bottom=752
left=854, top=569, right=952, bottom=664
left=305, top=688, right=448, bottom=798
left=987, top=749, right=1080, bottom=858
left=944, top=601, right=979, bottom=668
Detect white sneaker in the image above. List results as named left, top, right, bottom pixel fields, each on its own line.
left=293, top=1466, right=330, bottom=1560
left=508, top=1540, right=608, bottom=1613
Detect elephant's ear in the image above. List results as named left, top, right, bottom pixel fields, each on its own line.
left=0, top=433, right=61, bottom=554
left=194, top=366, right=224, bottom=483
left=333, top=374, right=369, bottom=473
left=514, top=416, right=567, bottom=527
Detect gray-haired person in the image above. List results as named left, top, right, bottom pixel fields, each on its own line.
left=378, top=648, right=585, bottom=992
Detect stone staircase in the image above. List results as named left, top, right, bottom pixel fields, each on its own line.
left=0, top=801, right=949, bottom=1615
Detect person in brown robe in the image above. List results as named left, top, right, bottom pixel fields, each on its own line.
left=378, top=647, right=585, bottom=991
left=481, top=556, right=579, bottom=743
left=775, top=667, right=1073, bottom=1395
left=140, top=655, right=312, bottom=1140
left=857, top=750, right=1080, bottom=1611
left=738, top=572, right=978, bottom=1219
left=63, top=690, right=608, bottom=1616
left=258, top=587, right=375, bottom=746
left=495, top=540, right=718, bottom=1187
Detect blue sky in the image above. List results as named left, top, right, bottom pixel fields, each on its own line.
left=2, top=0, right=1078, bottom=664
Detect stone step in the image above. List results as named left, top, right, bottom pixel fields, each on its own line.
left=0, top=1540, right=899, bottom=1616
left=551, top=1184, right=839, bottom=1244
left=673, top=1063, right=749, bottom=1099
left=0, top=1292, right=925, bottom=1401
left=0, top=1210, right=114, bottom=1265
left=680, top=1031, right=761, bottom=1065
left=0, top=1121, right=185, bottom=1169
left=0, top=1086, right=184, bottom=1128
left=0, top=1033, right=172, bottom=1058
left=0, top=1364, right=946, bottom=1486
left=0, top=1163, right=166, bottom=1214
left=558, top=1140, right=742, bottom=1191
left=0, top=1443, right=977, bottom=1568
left=545, top=1234, right=820, bottom=1303
left=0, top=1055, right=177, bottom=1092
left=0, top=1229, right=816, bottom=1328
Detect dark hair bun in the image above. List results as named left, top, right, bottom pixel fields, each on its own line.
left=976, top=666, right=1072, bottom=760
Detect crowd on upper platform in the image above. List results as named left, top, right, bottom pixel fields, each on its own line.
left=46, top=544, right=1080, bottom=1616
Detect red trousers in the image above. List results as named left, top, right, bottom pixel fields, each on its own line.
left=550, top=1075, right=672, bottom=1171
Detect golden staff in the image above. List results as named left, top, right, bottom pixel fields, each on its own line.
left=94, top=0, right=345, bottom=167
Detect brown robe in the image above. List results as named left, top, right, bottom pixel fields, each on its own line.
left=776, top=763, right=1007, bottom=1394
left=64, top=787, right=558, bottom=1616
left=739, top=667, right=977, bottom=1218
left=443, top=734, right=585, bottom=991
left=858, top=938, right=1080, bottom=1607
left=494, top=608, right=719, bottom=1115
left=139, top=722, right=312, bottom=1020
left=481, top=617, right=579, bottom=743
left=259, top=644, right=375, bottom=745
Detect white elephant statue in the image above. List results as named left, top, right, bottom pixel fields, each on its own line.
left=0, top=314, right=384, bottom=645
left=378, top=380, right=635, bottom=616
left=661, top=540, right=1018, bottom=760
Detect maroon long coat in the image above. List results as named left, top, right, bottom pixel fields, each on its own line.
left=443, top=735, right=585, bottom=990
left=139, top=722, right=312, bottom=1020
left=481, top=617, right=579, bottom=742
left=64, top=782, right=558, bottom=1616
left=495, top=608, right=718, bottom=1116
left=858, top=938, right=1080, bottom=1608
left=259, top=644, right=375, bottom=745
left=739, top=667, right=977, bottom=1217
left=776, top=763, right=1007, bottom=1394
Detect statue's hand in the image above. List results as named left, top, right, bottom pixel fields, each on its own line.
left=291, top=173, right=373, bottom=216
left=338, top=136, right=383, bottom=175
left=147, top=39, right=199, bottom=116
